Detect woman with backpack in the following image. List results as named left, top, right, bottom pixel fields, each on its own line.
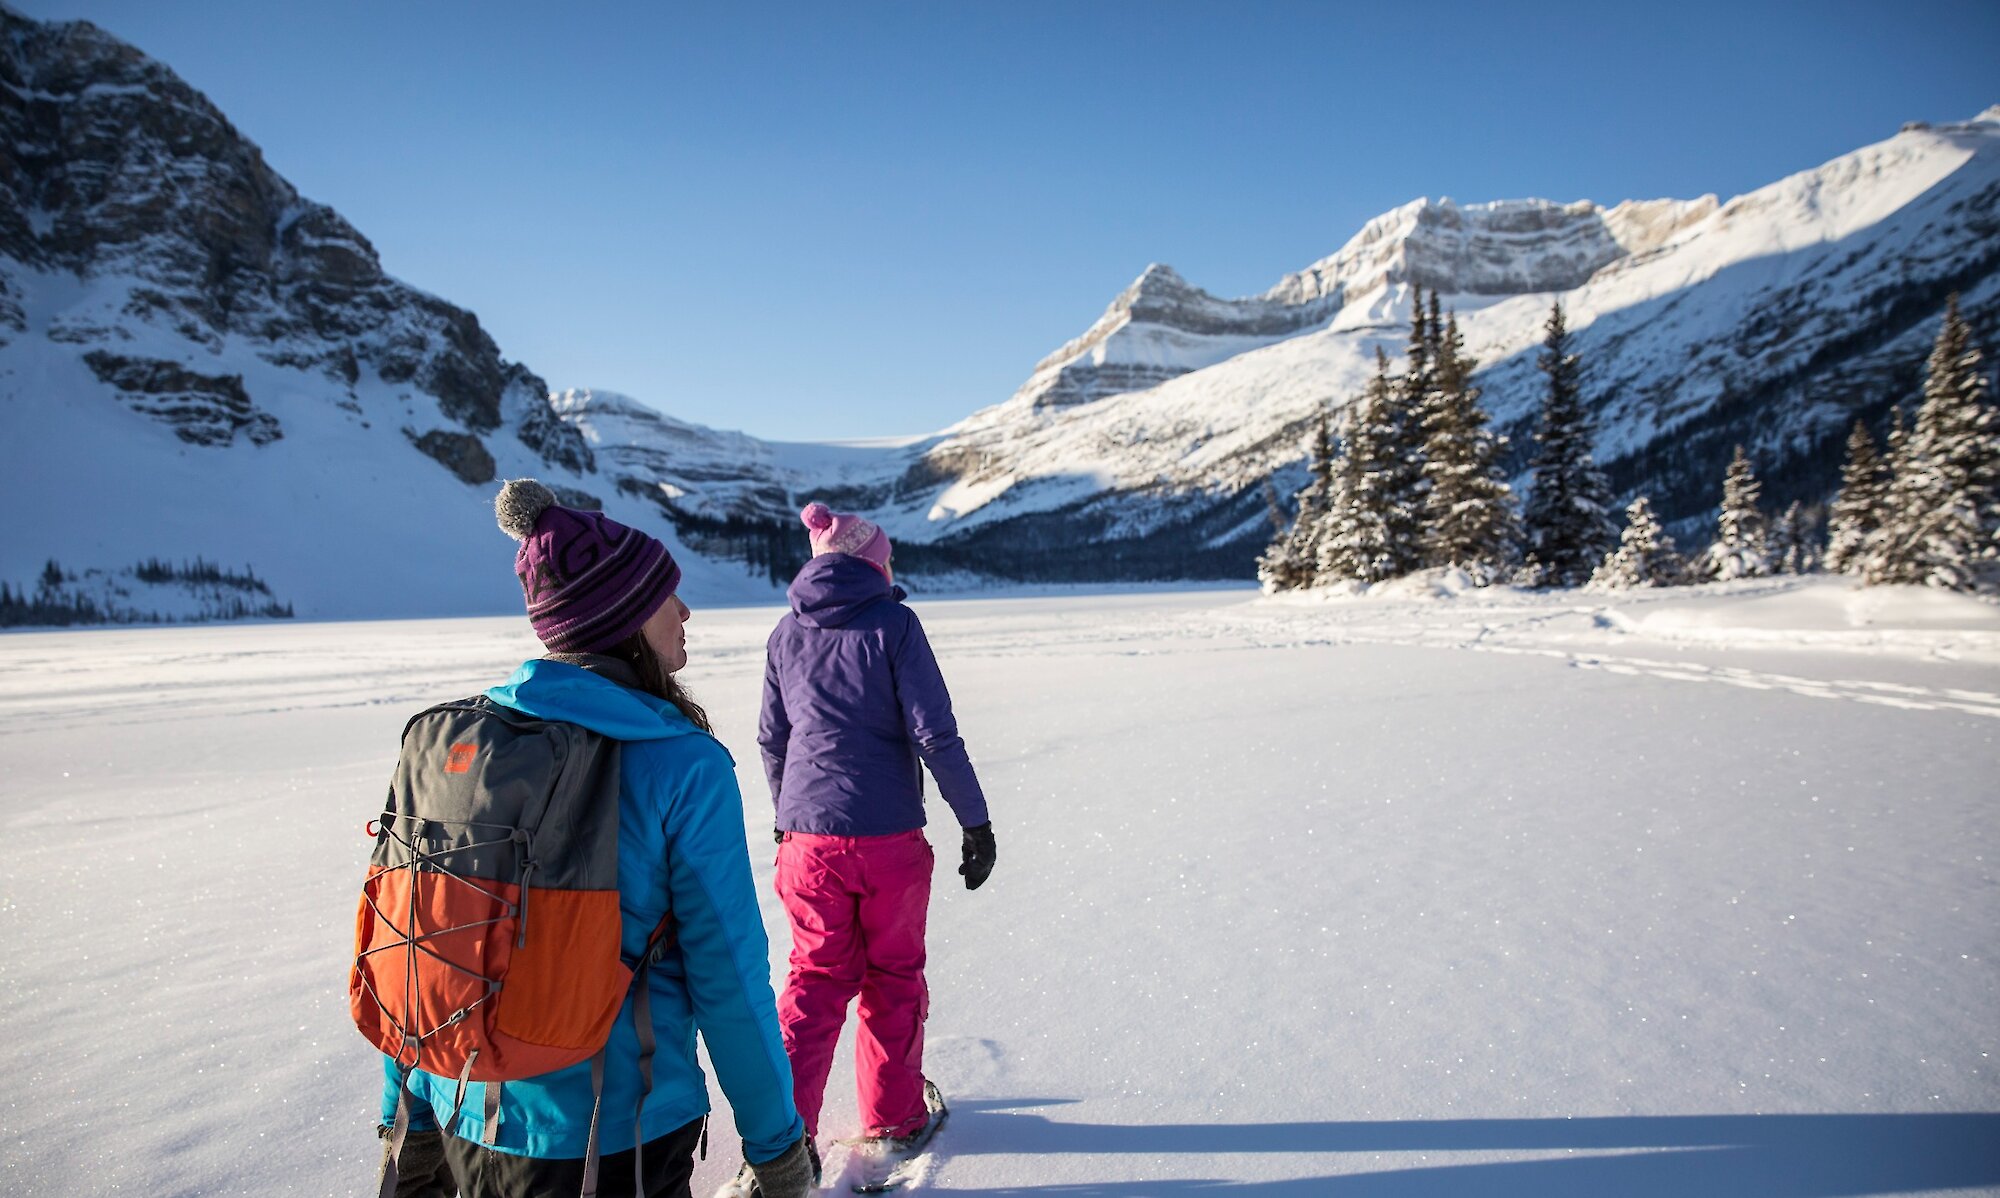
left=364, top=479, right=814, bottom=1198
left=722, top=502, right=996, bottom=1190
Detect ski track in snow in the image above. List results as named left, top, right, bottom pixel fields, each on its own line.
left=1163, top=580, right=2000, bottom=722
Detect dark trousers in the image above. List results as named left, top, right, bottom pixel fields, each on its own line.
left=382, top=1117, right=705, bottom=1198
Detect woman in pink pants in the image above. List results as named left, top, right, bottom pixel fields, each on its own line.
left=747, top=502, right=996, bottom=1181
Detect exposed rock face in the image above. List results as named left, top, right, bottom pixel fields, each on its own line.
left=405, top=428, right=495, bottom=486
left=549, top=388, right=791, bottom=520
left=1006, top=265, right=1339, bottom=413
left=1006, top=198, right=1721, bottom=418
left=1265, top=196, right=1718, bottom=307
left=0, top=6, right=589, bottom=475
left=82, top=351, right=280, bottom=446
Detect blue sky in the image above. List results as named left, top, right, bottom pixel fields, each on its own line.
left=16, top=1, right=2000, bottom=440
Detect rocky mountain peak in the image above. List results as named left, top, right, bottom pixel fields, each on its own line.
left=1264, top=193, right=1714, bottom=311
left=1122, top=262, right=1194, bottom=303
left=0, top=4, right=589, bottom=470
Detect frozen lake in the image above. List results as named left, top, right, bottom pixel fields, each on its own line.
left=2, top=579, right=1996, bottom=1196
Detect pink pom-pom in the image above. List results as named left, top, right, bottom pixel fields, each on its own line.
left=800, top=502, right=833, bottom=532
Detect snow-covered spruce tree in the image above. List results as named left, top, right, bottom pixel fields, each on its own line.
left=1256, top=413, right=1338, bottom=593
left=1698, top=444, right=1772, bottom=580
left=1521, top=301, right=1617, bottom=586
left=1421, top=310, right=1520, bottom=581
left=1824, top=420, right=1887, bottom=574
left=1769, top=500, right=1821, bottom=575
left=1588, top=496, right=1685, bottom=588
left=1863, top=295, right=1999, bottom=591
left=1319, top=349, right=1412, bottom=584
left=1860, top=407, right=1911, bottom=581
left=1404, top=284, right=1433, bottom=401
left=1382, top=284, right=1436, bottom=577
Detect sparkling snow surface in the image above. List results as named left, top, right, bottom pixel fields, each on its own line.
left=1, top=578, right=1997, bottom=1196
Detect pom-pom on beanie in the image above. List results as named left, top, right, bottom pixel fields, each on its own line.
left=801, top=501, right=891, bottom=574
left=494, top=478, right=682, bottom=653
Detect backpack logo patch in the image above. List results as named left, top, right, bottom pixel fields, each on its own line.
left=445, top=743, right=478, bottom=774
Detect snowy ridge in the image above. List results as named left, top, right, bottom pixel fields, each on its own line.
left=1268, top=194, right=1719, bottom=310
left=551, top=388, right=790, bottom=522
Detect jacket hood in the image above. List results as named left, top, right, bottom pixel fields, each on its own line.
left=787, top=553, right=907, bottom=629
left=486, top=657, right=700, bottom=742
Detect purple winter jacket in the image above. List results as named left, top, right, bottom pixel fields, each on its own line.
left=759, top=553, right=989, bottom=837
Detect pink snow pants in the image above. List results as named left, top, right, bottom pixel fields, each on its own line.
left=774, top=829, right=933, bottom=1140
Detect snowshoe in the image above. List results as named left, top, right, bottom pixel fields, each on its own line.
left=843, top=1081, right=949, bottom=1194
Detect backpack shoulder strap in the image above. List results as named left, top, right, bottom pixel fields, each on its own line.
left=397, top=695, right=492, bottom=744
left=635, top=912, right=678, bottom=969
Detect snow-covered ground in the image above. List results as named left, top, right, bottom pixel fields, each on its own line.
left=2, top=577, right=1997, bottom=1196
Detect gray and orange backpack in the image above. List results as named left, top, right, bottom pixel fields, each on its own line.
left=350, top=692, right=674, bottom=1198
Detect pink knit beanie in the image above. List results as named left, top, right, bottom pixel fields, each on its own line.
left=801, top=502, right=891, bottom=574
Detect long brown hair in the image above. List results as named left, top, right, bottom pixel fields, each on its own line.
left=610, top=628, right=713, bottom=734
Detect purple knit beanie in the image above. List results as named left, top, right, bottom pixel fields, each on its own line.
left=494, top=479, right=682, bottom=653
left=801, top=501, right=891, bottom=574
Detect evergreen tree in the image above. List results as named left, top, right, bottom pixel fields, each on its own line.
left=1262, top=478, right=1288, bottom=539
left=1861, top=406, right=1910, bottom=581
left=1420, top=311, right=1520, bottom=580
left=1382, top=284, right=1435, bottom=576
left=1863, top=295, right=1999, bottom=591
left=39, top=559, right=63, bottom=595
left=1521, top=301, right=1617, bottom=586
left=1824, top=420, right=1887, bottom=574
left=1769, top=501, right=1820, bottom=574
left=1404, top=283, right=1433, bottom=408
left=1257, top=413, right=1337, bottom=592
left=1319, top=350, right=1412, bottom=584
left=1698, top=445, right=1772, bottom=580
left=1588, top=496, right=1685, bottom=588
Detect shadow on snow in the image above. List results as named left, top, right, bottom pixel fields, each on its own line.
left=944, top=1100, right=2000, bottom=1196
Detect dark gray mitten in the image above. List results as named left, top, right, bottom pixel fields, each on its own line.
left=959, top=822, right=996, bottom=891
left=748, top=1136, right=815, bottom=1198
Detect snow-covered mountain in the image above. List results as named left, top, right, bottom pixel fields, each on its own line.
left=560, top=108, right=1998, bottom=583
left=997, top=196, right=1717, bottom=418
left=0, top=6, right=783, bottom=618
left=768, top=110, right=1996, bottom=578
left=4, top=2, right=1995, bottom=612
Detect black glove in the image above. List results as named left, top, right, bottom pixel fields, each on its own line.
left=959, top=822, right=995, bottom=891
left=773, top=826, right=785, bottom=845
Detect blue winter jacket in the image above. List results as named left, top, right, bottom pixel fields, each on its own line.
left=380, top=658, right=803, bottom=1161
left=758, top=554, right=989, bottom=836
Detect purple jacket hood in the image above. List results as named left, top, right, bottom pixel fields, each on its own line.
left=786, top=553, right=905, bottom=628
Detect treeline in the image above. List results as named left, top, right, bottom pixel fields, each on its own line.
left=0, top=558, right=295, bottom=627
left=132, top=555, right=274, bottom=592
left=1260, top=290, right=1999, bottom=595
